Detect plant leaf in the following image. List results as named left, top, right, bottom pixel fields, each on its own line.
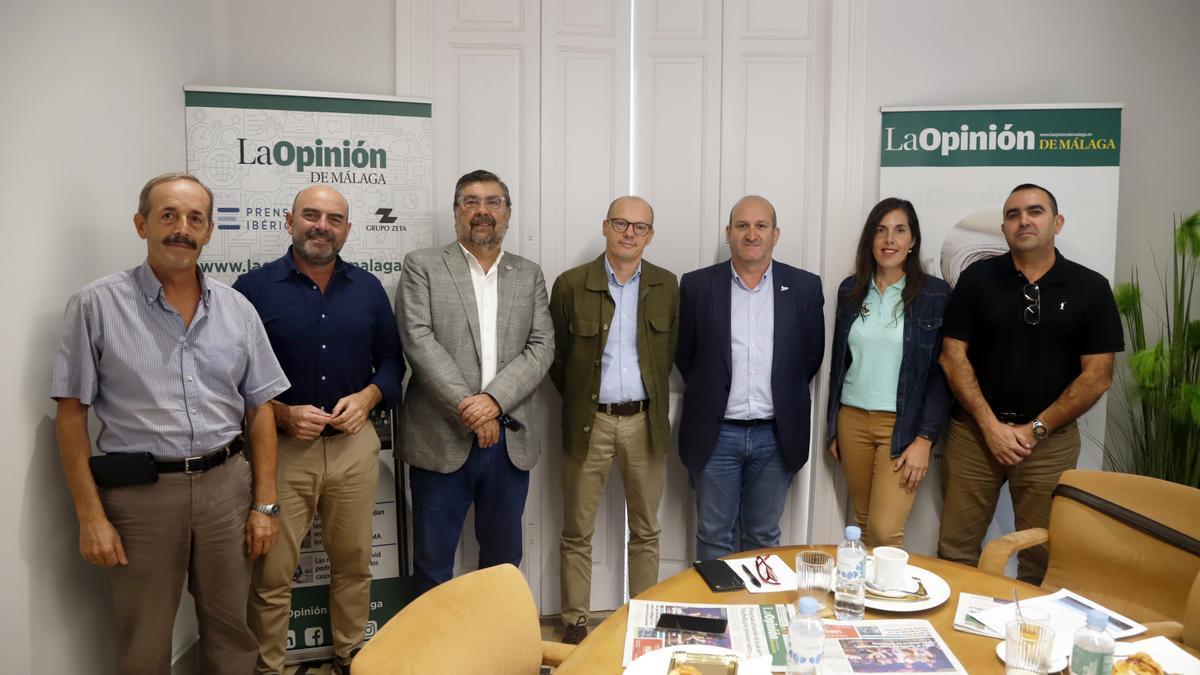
left=1187, top=320, right=1200, bottom=352
left=1128, top=342, right=1167, bottom=390
left=1177, top=210, right=1200, bottom=258
left=1114, top=281, right=1141, bottom=317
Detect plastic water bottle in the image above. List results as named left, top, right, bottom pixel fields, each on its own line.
left=834, top=526, right=866, bottom=620
left=788, top=596, right=824, bottom=674
left=1069, top=609, right=1114, bottom=675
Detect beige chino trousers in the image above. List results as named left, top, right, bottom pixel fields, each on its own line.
left=938, top=415, right=1079, bottom=584
left=249, top=426, right=380, bottom=673
left=837, top=406, right=918, bottom=548
left=560, top=410, right=665, bottom=627
left=102, top=453, right=257, bottom=675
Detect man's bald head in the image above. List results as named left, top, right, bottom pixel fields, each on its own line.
left=292, top=184, right=349, bottom=218
left=728, top=195, right=777, bottom=229
left=607, top=195, right=654, bottom=224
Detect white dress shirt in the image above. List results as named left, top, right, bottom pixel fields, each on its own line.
left=460, top=244, right=503, bottom=388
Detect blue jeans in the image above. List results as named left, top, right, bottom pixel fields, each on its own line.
left=409, top=429, right=530, bottom=594
left=694, top=422, right=794, bottom=560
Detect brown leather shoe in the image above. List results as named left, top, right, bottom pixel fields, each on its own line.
left=561, top=622, right=588, bottom=645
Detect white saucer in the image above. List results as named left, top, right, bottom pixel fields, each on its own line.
left=623, top=644, right=772, bottom=675
left=996, top=640, right=1069, bottom=673
left=861, top=562, right=951, bottom=612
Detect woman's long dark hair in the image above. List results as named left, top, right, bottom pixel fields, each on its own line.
left=843, top=197, right=926, bottom=316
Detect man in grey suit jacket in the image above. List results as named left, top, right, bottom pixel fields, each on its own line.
left=397, top=169, right=554, bottom=593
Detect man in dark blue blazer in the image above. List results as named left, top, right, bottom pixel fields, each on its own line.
left=676, top=195, right=825, bottom=560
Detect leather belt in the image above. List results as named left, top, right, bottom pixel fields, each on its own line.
left=597, top=400, right=649, bottom=416
left=951, top=407, right=1031, bottom=426
left=321, top=426, right=344, bottom=437
left=722, top=418, right=774, bottom=427
left=157, top=436, right=244, bottom=474
left=996, top=411, right=1033, bottom=425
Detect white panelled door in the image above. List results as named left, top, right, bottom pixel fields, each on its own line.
left=537, top=0, right=633, bottom=616
left=419, top=0, right=832, bottom=617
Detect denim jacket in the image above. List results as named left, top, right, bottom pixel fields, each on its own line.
left=825, top=274, right=951, bottom=457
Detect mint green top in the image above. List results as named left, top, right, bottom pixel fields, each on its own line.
left=840, top=276, right=906, bottom=412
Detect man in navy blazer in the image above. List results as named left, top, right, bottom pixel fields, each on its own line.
left=676, top=195, right=825, bottom=560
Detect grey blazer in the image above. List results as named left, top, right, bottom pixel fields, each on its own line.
left=396, top=242, right=554, bottom=472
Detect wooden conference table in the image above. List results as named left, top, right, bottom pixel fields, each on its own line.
left=555, top=545, right=1045, bottom=674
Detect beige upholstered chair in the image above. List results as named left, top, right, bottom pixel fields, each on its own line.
left=1132, top=569, right=1200, bottom=653
left=352, top=564, right=575, bottom=675
left=978, top=470, right=1200, bottom=625
left=1182, top=571, right=1200, bottom=648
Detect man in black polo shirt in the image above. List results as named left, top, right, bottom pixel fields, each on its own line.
left=937, top=183, right=1123, bottom=584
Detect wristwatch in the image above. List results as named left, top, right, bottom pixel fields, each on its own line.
left=1031, top=419, right=1050, bottom=441
left=252, top=503, right=281, bottom=518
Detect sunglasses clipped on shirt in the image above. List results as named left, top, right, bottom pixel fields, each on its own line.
left=1024, top=283, right=1040, bottom=326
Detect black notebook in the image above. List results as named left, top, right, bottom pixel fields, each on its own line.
left=692, top=559, right=745, bottom=592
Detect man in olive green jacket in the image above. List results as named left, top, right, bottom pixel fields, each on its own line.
left=549, top=196, right=679, bottom=644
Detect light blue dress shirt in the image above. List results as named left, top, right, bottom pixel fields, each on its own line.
left=725, top=262, right=775, bottom=419
left=51, top=261, right=290, bottom=459
left=840, top=275, right=905, bottom=412
left=598, top=257, right=648, bottom=404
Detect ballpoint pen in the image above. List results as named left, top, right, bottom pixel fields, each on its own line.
left=742, top=563, right=761, bottom=588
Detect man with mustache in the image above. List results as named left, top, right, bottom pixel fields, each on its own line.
left=51, top=172, right=289, bottom=674
left=396, top=169, right=553, bottom=593
left=233, top=184, right=404, bottom=674
left=937, top=183, right=1122, bottom=584
left=676, top=195, right=825, bottom=559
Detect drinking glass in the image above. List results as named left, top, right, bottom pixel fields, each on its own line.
left=794, top=550, right=834, bottom=612
left=1004, top=619, right=1055, bottom=675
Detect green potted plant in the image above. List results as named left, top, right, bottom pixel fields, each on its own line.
left=1106, top=210, right=1200, bottom=488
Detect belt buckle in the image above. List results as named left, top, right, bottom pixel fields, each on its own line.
left=183, top=454, right=204, bottom=474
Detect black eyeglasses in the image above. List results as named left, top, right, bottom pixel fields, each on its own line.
left=1024, top=283, right=1040, bottom=326
left=607, top=218, right=653, bottom=236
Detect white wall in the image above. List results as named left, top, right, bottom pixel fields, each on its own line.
left=208, top=0, right=397, bottom=96
left=858, top=0, right=1200, bottom=284
left=0, top=2, right=221, bottom=672
left=845, top=0, right=1200, bottom=557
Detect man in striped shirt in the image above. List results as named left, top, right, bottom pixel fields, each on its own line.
left=51, top=173, right=290, bottom=675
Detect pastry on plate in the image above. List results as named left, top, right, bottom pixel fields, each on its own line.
left=1111, top=652, right=1166, bottom=675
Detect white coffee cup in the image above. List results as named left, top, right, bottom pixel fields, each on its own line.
left=873, top=546, right=909, bottom=590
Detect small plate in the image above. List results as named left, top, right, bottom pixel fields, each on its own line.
left=996, top=640, right=1069, bottom=673
left=861, top=563, right=950, bottom=612
left=623, top=645, right=772, bottom=675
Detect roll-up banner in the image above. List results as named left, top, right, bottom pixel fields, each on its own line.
left=878, top=103, right=1121, bottom=470
left=184, top=86, right=434, bottom=664
left=878, top=104, right=1122, bottom=559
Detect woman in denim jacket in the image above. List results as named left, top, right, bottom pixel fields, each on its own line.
left=826, top=197, right=951, bottom=548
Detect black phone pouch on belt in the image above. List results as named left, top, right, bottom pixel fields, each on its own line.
left=89, top=452, right=159, bottom=488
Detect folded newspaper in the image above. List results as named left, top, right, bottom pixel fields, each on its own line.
left=971, top=588, right=1146, bottom=640
left=970, top=588, right=1147, bottom=662
left=951, top=592, right=1009, bottom=638
left=624, top=600, right=969, bottom=673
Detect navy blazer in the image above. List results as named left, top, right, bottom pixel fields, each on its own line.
left=675, top=260, right=825, bottom=474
